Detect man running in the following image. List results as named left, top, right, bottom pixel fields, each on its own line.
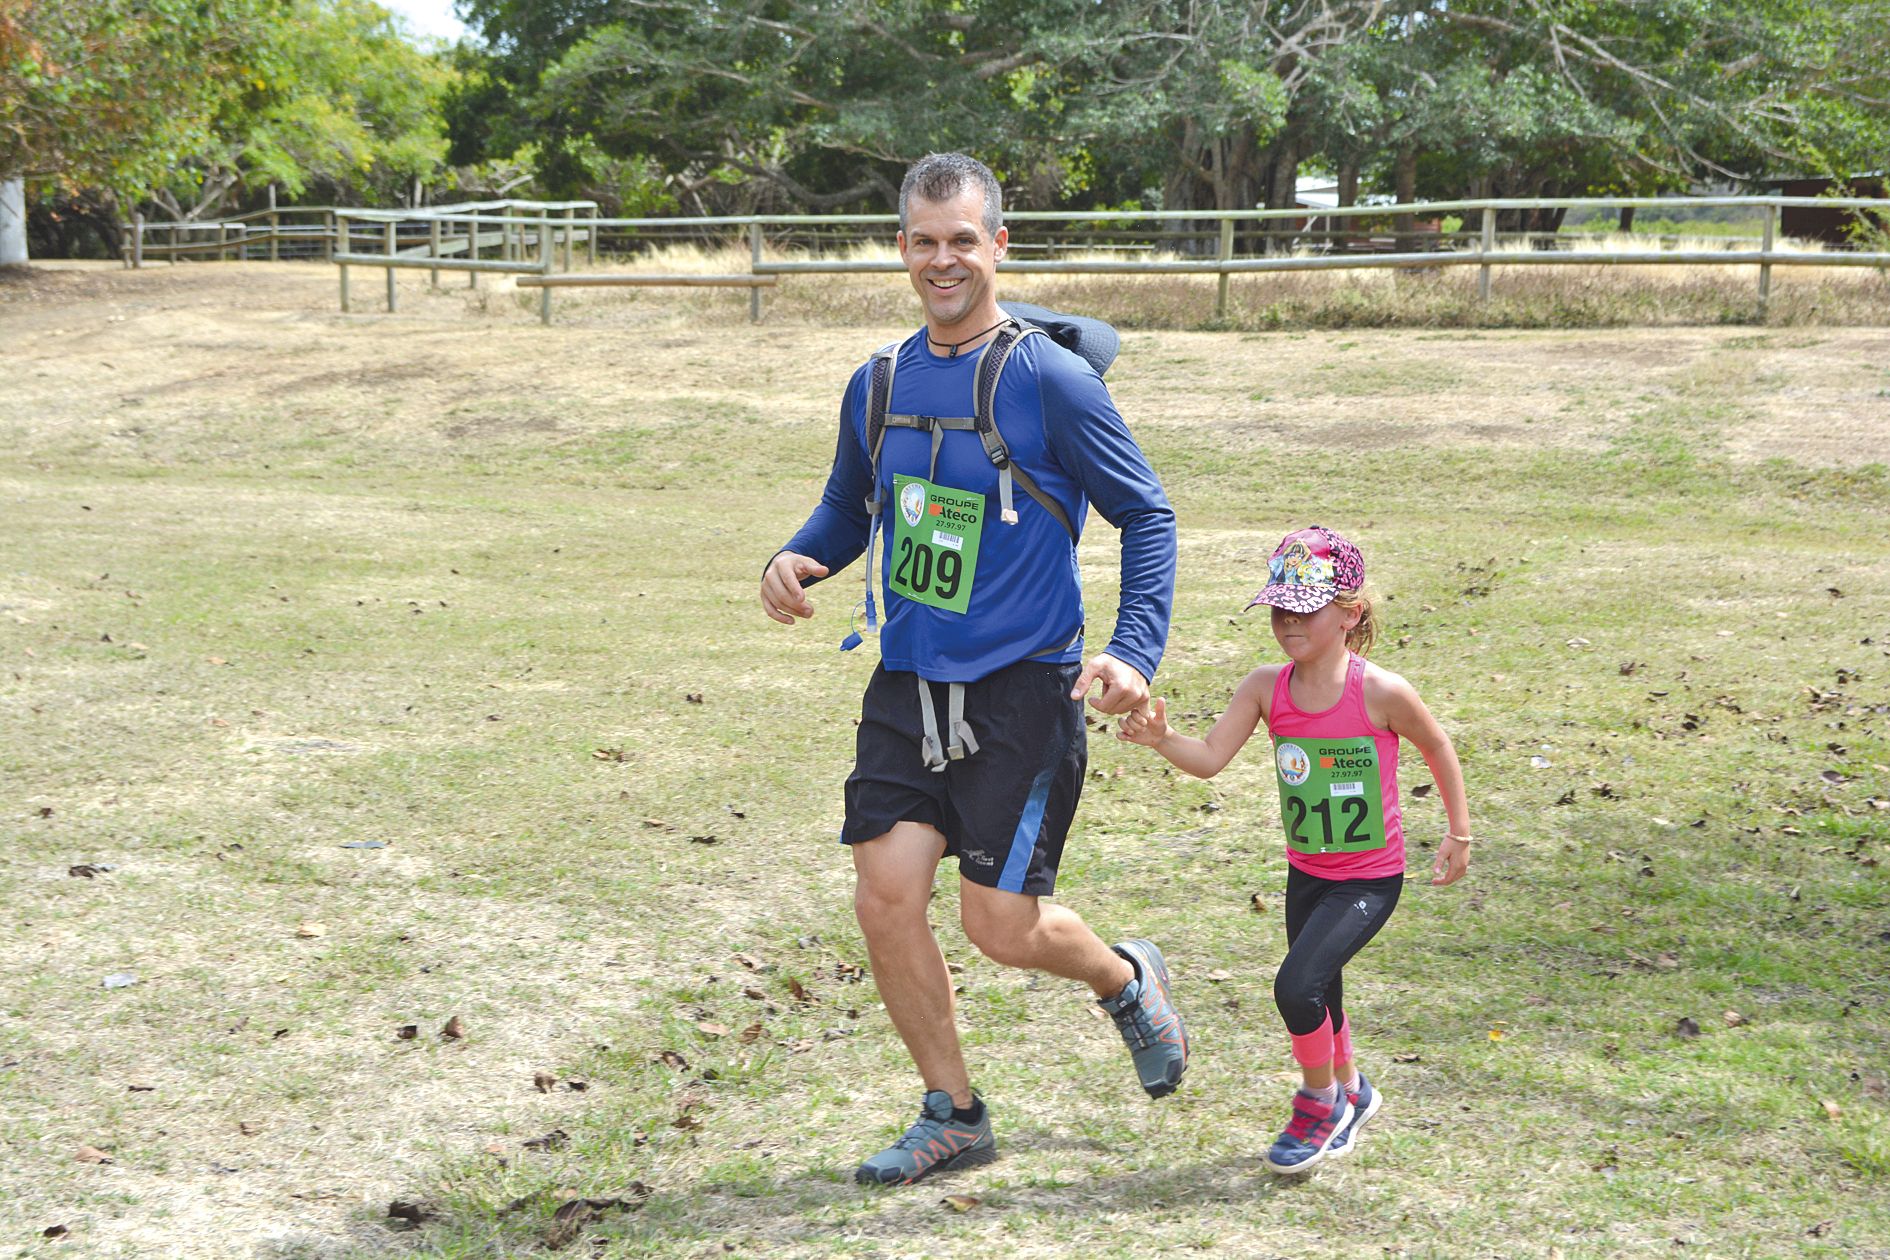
left=760, top=152, right=1185, bottom=1186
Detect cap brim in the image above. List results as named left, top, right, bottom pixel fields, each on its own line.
left=999, top=301, right=1120, bottom=377
left=1243, top=584, right=1337, bottom=614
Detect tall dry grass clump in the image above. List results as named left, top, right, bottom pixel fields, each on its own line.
left=554, top=235, right=1890, bottom=331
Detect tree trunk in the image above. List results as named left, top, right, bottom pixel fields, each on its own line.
left=1393, top=146, right=1417, bottom=251
left=1, top=178, right=27, bottom=265
left=1337, top=160, right=1359, bottom=207
left=1264, top=135, right=1300, bottom=254
left=1618, top=205, right=1635, bottom=233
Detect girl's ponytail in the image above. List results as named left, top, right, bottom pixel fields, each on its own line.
left=1334, top=589, right=1377, bottom=658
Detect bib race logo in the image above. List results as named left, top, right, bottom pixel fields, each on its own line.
left=1276, top=743, right=1311, bottom=786
left=899, top=481, right=926, bottom=528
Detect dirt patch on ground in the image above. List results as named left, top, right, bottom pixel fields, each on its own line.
left=7, top=261, right=1881, bottom=471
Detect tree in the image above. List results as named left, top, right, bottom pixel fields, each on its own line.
left=150, top=0, right=453, bottom=221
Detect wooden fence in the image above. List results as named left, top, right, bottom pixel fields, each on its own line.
left=121, top=195, right=1890, bottom=324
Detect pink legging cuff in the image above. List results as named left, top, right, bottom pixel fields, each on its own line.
left=1288, top=1013, right=1333, bottom=1067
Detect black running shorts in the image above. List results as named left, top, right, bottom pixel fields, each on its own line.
left=842, top=659, right=1087, bottom=897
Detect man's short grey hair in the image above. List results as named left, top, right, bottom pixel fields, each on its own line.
left=899, top=153, right=1003, bottom=238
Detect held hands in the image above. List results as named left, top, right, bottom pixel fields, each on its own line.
left=1115, top=697, right=1172, bottom=747
left=759, top=552, right=829, bottom=625
left=1431, top=835, right=1472, bottom=887
left=1070, top=652, right=1149, bottom=715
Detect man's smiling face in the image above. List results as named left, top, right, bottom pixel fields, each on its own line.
left=897, top=185, right=1007, bottom=337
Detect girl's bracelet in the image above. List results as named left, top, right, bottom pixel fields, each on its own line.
left=1444, top=832, right=1473, bottom=845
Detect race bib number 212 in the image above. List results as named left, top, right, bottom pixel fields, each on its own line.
left=1273, top=736, right=1389, bottom=854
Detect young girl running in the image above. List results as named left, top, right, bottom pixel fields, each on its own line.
left=1117, top=525, right=1471, bottom=1174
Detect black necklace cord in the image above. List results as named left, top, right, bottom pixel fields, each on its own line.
left=928, top=317, right=1008, bottom=358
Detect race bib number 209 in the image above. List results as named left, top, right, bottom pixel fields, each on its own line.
left=1273, top=735, right=1389, bottom=854
left=888, top=474, right=983, bottom=614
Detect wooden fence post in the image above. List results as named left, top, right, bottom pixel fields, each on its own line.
left=1215, top=216, right=1235, bottom=320
left=323, top=211, right=335, bottom=262
left=1478, top=206, right=1496, bottom=302
left=218, top=220, right=229, bottom=262
left=268, top=184, right=279, bottom=262
left=749, top=221, right=764, bottom=323
left=539, top=221, right=554, bottom=325
left=467, top=216, right=478, bottom=288
left=1758, top=202, right=1776, bottom=321
left=121, top=221, right=133, bottom=269
left=385, top=219, right=397, bottom=312
left=430, top=218, right=441, bottom=288
left=587, top=208, right=598, bottom=267
left=563, top=205, right=575, bottom=271
left=132, top=213, right=144, bottom=269
left=170, top=221, right=179, bottom=265
left=337, top=214, right=350, bottom=311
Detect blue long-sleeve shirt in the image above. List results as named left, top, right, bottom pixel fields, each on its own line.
left=782, top=329, right=1176, bottom=684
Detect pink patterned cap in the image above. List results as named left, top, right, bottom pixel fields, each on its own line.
left=1243, top=526, right=1365, bottom=614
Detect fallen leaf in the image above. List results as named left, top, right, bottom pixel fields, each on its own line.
left=386, top=1200, right=433, bottom=1225
left=733, top=952, right=764, bottom=970
left=656, top=1050, right=689, bottom=1070
left=1488, top=1028, right=1507, bottom=1042
left=1655, top=952, right=1681, bottom=970
left=441, top=1016, right=466, bottom=1040
left=672, top=1112, right=703, bottom=1131
left=641, top=818, right=674, bottom=830
left=483, top=1140, right=507, bottom=1156
left=534, top=1071, right=558, bottom=1093
left=1205, top=969, right=1233, bottom=983
left=1807, top=1220, right=1833, bottom=1237
left=1409, top=782, right=1434, bottom=798
left=42, top=1225, right=68, bottom=1239
left=739, top=1022, right=763, bottom=1044
left=1675, top=1017, right=1701, bottom=1038
left=126, top=1081, right=154, bottom=1092
left=742, top=986, right=768, bottom=1001
left=688, top=834, right=719, bottom=845
left=941, top=1194, right=982, bottom=1212
left=1392, top=1051, right=1422, bottom=1063
left=522, top=1128, right=569, bottom=1151
left=75, top=1145, right=113, bottom=1164
left=1723, top=1010, right=1747, bottom=1027
left=786, top=977, right=809, bottom=1002
left=592, top=747, right=630, bottom=762
left=696, top=1021, right=729, bottom=1038
left=395, top=1024, right=418, bottom=1040
left=565, top=1080, right=588, bottom=1092
left=1821, top=1098, right=1842, bottom=1120
left=294, top=922, right=326, bottom=939
left=1249, top=892, right=1266, bottom=913
left=1821, top=769, right=1850, bottom=785
left=685, top=692, right=704, bottom=704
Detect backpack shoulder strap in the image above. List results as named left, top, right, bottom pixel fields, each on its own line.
left=974, top=322, right=1076, bottom=540
left=863, top=338, right=903, bottom=497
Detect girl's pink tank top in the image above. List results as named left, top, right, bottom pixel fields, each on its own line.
left=1268, top=654, right=1405, bottom=879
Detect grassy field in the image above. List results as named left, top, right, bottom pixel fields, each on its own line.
left=2, top=262, right=1888, bottom=1259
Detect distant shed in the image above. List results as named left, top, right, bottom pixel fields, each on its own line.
left=1766, top=174, right=1887, bottom=244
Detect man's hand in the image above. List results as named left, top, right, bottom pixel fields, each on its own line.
left=1070, top=652, right=1149, bottom=715
left=1115, top=697, right=1171, bottom=747
left=760, top=552, right=829, bottom=625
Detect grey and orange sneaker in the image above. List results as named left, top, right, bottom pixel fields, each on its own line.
left=1328, top=1072, right=1382, bottom=1158
left=853, top=1090, right=996, bottom=1186
left=1099, top=939, right=1189, bottom=1098
left=1265, top=1088, right=1354, bottom=1174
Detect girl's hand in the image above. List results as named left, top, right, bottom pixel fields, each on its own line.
left=1431, top=835, right=1471, bottom=886
left=1116, top=697, right=1172, bottom=747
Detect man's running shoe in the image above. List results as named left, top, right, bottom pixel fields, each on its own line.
left=1265, top=1088, right=1354, bottom=1174
left=1327, top=1072, right=1383, bottom=1158
left=853, top=1090, right=996, bottom=1186
left=1099, top=938, right=1189, bottom=1098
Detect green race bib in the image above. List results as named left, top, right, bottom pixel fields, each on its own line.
left=888, top=474, right=983, bottom=614
left=1273, top=735, right=1389, bottom=855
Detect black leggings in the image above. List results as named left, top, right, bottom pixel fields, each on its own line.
left=1273, top=865, right=1404, bottom=1037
